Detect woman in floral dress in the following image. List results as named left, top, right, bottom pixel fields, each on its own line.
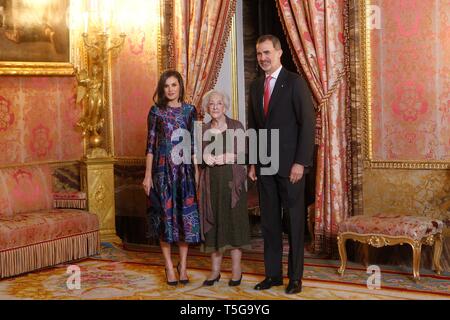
left=143, top=70, right=200, bottom=286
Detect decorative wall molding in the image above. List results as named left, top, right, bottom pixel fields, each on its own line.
left=114, top=157, right=146, bottom=166
left=359, top=0, right=450, bottom=170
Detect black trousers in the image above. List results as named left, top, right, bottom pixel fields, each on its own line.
left=258, top=174, right=306, bottom=280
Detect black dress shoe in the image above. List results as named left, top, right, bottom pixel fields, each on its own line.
left=203, top=273, right=221, bottom=286
left=164, top=268, right=178, bottom=286
left=285, top=280, right=302, bottom=294
left=228, top=274, right=242, bottom=287
left=254, top=277, right=283, bottom=290
left=177, top=263, right=189, bottom=285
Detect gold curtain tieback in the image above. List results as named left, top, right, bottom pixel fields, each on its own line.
left=316, top=69, right=346, bottom=113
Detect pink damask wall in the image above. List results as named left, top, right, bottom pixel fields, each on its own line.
left=0, top=77, right=83, bottom=165
left=112, top=24, right=159, bottom=158
left=370, top=0, right=450, bottom=160
left=0, top=25, right=159, bottom=165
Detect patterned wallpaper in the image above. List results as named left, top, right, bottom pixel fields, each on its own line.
left=364, top=0, right=450, bottom=225
left=363, top=169, right=450, bottom=225
left=0, top=76, right=83, bottom=165
left=361, top=1, right=450, bottom=270
left=112, top=7, right=159, bottom=158
left=370, top=0, right=450, bottom=161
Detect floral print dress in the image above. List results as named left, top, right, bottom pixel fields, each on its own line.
left=146, top=103, right=200, bottom=244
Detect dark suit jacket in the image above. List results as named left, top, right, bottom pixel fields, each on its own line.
left=248, top=67, right=315, bottom=177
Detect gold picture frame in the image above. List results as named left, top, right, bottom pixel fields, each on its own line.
left=0, top=62, right=74, bottom=76
left=359, top=0, right=449, bottom=170
left=0, top=0, right=74, bottom=76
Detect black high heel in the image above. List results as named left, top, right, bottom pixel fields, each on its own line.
left=177, top=263, right=189, bottom=285
left=203, top=273, right=221, bottom=286
left=165, top=268, right=178, bottom=286
left=228, top=274, right=242, bottom=287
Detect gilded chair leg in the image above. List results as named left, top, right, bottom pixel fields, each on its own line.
left=432, top=233, right=443, bottom=275
left=337, top=234, right=347, bottom=276
left=410, top=241, right=422, bottom=281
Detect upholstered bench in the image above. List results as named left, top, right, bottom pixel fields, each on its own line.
left=337, top=214, right=444, bottom=281
left=0, top=165, right=100, bottom=278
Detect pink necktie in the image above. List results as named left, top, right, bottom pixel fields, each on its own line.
left=263, top=76, right=272, bottom=117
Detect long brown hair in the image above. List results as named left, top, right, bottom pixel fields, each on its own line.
left=153, top=70, right=185, bottom=108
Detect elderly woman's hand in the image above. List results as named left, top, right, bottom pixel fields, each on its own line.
left=224, top=153, right=236, bottom=164
left=204, top=153, right=216, bottom=166
left=214, top=155, right=226, bottom=166
left=214, top=153, right=236, bottom=166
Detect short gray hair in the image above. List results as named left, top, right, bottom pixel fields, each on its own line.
left=201, top=90, right=231, bottom=114
left=257, top=34, right=281, bottom=50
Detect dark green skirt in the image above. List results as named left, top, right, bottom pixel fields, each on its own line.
left=201, top=164, right=251, bottom=253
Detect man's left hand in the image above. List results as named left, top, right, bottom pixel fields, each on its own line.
left=289, top=163, right=304, bottom=184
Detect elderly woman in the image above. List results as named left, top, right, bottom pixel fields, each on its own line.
left=198, top=90, right=251, bottom=287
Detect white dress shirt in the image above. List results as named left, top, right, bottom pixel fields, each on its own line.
left=264, top=65, right=282, bottom=104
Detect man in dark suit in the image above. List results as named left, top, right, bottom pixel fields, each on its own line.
left=248, top=35, right=315, bottom=294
